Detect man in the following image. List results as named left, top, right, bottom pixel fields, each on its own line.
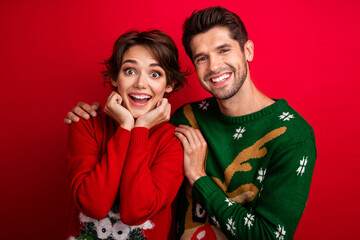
left=65, top=6, right=316, bottom=239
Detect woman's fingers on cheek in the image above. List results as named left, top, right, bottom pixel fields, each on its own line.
left=106, top=92, right=115, bottom=103
left=157, top=98, right=165, bottom=107
left=165, top=105, right=171, bottom=120
left=110, top=92, right=118, bottom=101
left=161, top=98, right=168, bottom=105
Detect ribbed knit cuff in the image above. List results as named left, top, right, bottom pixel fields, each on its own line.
left=129, top=127, right=149, bottom=150
left=192, top=176, right=221, bottom=206
left=112, top=127, right=131, bottom=154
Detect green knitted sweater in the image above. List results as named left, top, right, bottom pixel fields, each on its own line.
left=170, top=98, right=316, bottom=240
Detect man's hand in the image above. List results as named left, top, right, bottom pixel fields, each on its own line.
left=175, top=125, right=207, bottom=186
left=104, top=91, right=134, bottom=130
left=64, top=102, right=100, bottom=124
left=135, top=98, right=171, bottom=129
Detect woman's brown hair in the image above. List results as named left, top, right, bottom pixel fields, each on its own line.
left=103, top=30, right=187, bottom=92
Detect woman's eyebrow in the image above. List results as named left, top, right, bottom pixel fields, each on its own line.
left=122, top=59, right=137, bottom=65
left=149, top=63, right=160, bottom=67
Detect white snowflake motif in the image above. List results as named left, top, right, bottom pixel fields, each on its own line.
left=244, top=213, right=255, bottom=229
left=257, top=168, right=266, bottom=183
left=296, top=156, right=308, bottom=176
left=211, top=216, right=221, bottom=229
left=233, top=126, right=246, bottom=140
left=226, top=217, right=236, bottom=236
left=279, top=112, right=295, bottom=121
left=199, top=100, right=209, bottom=110
left=275, top=225, right=286, bottom=240
left=225, top=197, right=235, bottom=207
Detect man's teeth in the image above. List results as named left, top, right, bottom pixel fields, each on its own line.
left=130, top=94, right=151, bottom=99
left=211, top=74, right=230, bottom=83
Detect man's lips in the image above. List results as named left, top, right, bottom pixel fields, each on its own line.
left=208, top=72, right=231, bottom=85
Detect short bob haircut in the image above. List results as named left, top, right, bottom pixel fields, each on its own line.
left=103, top=30, right=187, bottom=92
left=182, top=6, right=248, bottom=61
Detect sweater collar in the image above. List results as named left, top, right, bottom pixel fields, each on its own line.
left=210, top=98, right=288, bottom=124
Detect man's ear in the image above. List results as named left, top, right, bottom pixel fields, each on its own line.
left=111, top=79, right=118, bottom=87
left=244, top=40, right=254, bottom=62
left=165, top=83, right=174, bottom=93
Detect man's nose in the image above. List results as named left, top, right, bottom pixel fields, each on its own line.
left=208, top=55, right=221, bottom=73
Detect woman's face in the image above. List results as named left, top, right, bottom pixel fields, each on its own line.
left=111, top=45, right=173, bottom=118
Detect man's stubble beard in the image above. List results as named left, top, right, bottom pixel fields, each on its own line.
left=203, top=62, right=248, bottom=101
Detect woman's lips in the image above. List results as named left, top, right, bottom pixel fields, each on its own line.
left=128, top=93, right=152, bottom=107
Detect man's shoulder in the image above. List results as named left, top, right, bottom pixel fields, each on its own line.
left=174, top=97, right=214, bottom=112
left=170, top=97, right=214, bottom=125
left=271, top=99, right=315, bottom=143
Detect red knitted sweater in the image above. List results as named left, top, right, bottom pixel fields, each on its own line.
left=66, top=112, right=183, bottom=239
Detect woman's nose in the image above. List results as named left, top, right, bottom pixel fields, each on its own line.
left=134, top=73, right=147, bottom=89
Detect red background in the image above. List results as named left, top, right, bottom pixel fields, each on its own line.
left=1, top=0, right=359, bottom=239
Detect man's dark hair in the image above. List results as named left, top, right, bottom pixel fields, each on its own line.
left=182, top=6, right=248, bottom=61
left=103, top=30, right=187, bottom=92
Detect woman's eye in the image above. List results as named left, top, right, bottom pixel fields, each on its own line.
left=124, top=68, right=136, bottom=75
left=150, top=71, right=161, bottom=78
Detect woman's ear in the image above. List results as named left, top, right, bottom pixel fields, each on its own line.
left=165, top=84, right=174, bottom=93
left=111, top=78, right=118, bottom=87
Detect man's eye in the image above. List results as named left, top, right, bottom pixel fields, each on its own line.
left=219, top=49, right=230, bottom=54
left=124, top=68, right=136, bottom=75
left=150, top=71, right=161, bottom=78
left=196, top=56, right=207, bottom=64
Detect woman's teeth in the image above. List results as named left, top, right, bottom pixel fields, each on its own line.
left=130, top=94, right=151, bottom=99
left=129, top=94, right=151, bottom=103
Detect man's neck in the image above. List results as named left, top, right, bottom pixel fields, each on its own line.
left=216, top=79, right=275, bottom=117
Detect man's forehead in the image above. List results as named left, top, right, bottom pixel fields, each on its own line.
left=190, top=26, right=234, bottom=54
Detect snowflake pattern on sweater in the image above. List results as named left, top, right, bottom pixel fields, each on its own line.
left=171, top=98, right=316, bottom=240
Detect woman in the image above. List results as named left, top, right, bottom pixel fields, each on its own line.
left=66, top=30, right=187, bottom=240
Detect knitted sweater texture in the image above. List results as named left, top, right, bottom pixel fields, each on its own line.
left=170, top=98, right=316, bottom=240
left=66, top=112, right=183, bottom=240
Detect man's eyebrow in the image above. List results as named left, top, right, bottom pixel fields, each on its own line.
left=216, top=43, right=232, bottom=50
left=193, top=52, right=205, bottom=61
left=149, top=63, right=161, bottom=67
left=193, top=43, right=232, bottom=61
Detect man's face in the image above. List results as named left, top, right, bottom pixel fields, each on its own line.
left=190, top=26, right=251, bottom=100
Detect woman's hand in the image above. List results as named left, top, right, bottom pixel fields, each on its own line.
left=175, top=125, right=207, bottom=186
left=104, top=91, right=134, bottom=130
left=135, top=98, right=171, bottom=129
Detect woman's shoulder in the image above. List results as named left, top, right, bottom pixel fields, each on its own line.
left=151, top=122, right=176, bottom=134
left=149, top=123, right=179, bottom=145
left=68, top=110, right=116, bottom=138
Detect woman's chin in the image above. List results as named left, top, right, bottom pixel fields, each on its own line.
left=128, top=108, right=148, bottom=119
